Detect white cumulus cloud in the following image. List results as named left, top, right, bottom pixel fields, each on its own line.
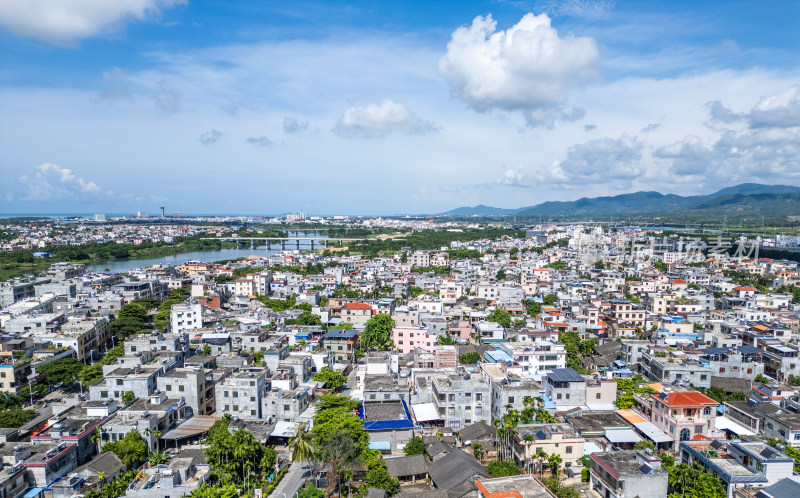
left=542, top=135, right=645, bottom=186
left=0, top=0, right=186, bottom=45
left=497, top=168, right=529, bottom=187
left=18, top=163, right=102, bottom=201
left=438, top=13, right=599, bottom=127
left=334, top=99, right=438, bottom=138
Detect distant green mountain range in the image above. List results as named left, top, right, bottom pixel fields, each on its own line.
left=440, top=183, right=800, bottom=218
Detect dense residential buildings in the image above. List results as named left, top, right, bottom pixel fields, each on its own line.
left=3, top=218, right=800, bottom=497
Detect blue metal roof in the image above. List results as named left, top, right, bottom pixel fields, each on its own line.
left=547, top=368, right=584, bottom=383
left=358, top=400, right=415, bottom=431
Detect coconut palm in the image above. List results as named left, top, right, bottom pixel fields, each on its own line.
left=548, top=453, right=563, bottom=477
left=535, top=448, right=548, bottom=478
left=289, top=422, right=313, bottom=464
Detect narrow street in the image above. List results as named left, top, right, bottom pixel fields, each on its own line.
left=268, top=461, right=309, bottom=498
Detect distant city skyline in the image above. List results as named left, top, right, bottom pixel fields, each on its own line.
left=1, top=0, right=800, bottom=215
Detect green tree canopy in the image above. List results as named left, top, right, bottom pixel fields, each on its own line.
left=313, top=367, right=347, bottom=390
left=487, top=460, right=522, bottom=478
left=298, top=485, right=325, bottom=498
left=459, top=352, right=481, bottom=365
left=487, top=308, right=511, bottom=329
left=37, top=358, right=85, bottom=386
left=404, top=437, right=425, bottom=456
left=102, top=430, right=148, bottom=467
left=0, top=409, right=34, bottom=428
left=361, top=314, right=395, bottom=350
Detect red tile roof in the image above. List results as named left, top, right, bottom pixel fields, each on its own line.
left=652, top=391, right=719, bottom=407
left=344, top=302, right=372, bottom=310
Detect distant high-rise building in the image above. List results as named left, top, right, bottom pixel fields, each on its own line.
left=93, top=214, right=106, bottom=222
left=160, top=206, right=165, bottom=218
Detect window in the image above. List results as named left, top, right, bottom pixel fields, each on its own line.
left=703, top=407, right=711, bottom=416
left=780, top=429, right=786, bottom=437
left=166, top=385, right=172, bottom=391
left=224, top=391, right=229, bottom=397
left=233, top=392, right=239, bottom=398
left=509, top=397, right=515, bottom=404
left=557, top=393, right=562, bottom=400
left=695, top=426, right=703, bottom=434
left=566, top=446, right=573, bottom=454
left=596, top=393, right=602, bottom=400
left=233, top=405, right=239, bottom=411
left=116, top=379, right=123, bottom=385
left=179, top=385, right=185, bottom=392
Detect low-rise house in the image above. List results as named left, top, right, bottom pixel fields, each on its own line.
left=359, top=400, right=415, bottom=454
left=589, top=449, right=668, bottom=498
left=427, top=448, right=490, bottom=497
left=513, top=423, right=585, bottom=472
left=649, top=389, right=720, bottom=443
left=475, top=475, right=557, bottom=498
left=679, top=440, right=770, bottom=496
left=385, top=454, right=428, bottom=485
left=762, top=407, right=800, bottom=447
left=321, top=329, right=359, bottom=362
left=341, top=302, right=373, bottom=325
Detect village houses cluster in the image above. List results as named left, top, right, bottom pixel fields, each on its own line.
left=2, top=220, right=800, bottom=497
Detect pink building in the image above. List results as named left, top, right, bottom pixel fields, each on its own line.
left=447, top=320, right=473, bottom=342
left=392, top=326, right=437, bottom=354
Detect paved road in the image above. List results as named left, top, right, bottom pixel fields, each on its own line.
left=269, top=461, right=309, bottom=498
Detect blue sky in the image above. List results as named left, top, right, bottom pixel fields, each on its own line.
left=1, top=0, right=800, bottom=215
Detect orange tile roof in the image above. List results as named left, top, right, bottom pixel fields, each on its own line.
left=616, top=409, right=647, bottom=424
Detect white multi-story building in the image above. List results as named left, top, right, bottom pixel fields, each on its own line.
left=170, top=302, right=203, bottom=333
left=500, top=341, right=566, bottom=376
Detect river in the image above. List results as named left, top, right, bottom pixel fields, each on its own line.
left=86, top=232, right=328, bottom=274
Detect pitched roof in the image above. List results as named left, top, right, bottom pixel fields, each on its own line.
left=385, top=454, right=428, bottom=477
left=458, top=422, right=497, bottom=442
left=654, top=391, right=719, bottom=407
left=427, top=449, right=489, bottom=491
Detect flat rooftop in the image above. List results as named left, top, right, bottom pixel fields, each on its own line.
left=478, top=475, right=555, bottom=497
left=364, top=401, right=407, bottom=422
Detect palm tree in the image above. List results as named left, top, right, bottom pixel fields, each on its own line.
left=153, top=430, right=162, bottom=452
left=289, top=422, right=313, bottom=464
left=548, top=453, right=563, bottom=477
left=535, top=448, right=548, bottom=478
left=91, top=427, right=104, bottom=453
